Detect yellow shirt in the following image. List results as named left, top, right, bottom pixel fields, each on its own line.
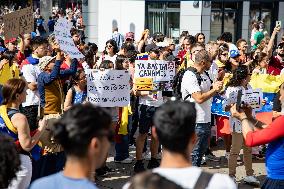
left=0, top=64, right=13, bottom=85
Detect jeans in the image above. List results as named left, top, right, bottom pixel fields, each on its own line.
left=192, top=122, right=211, bottom=167
left=115, top=116, right=132, bottom=161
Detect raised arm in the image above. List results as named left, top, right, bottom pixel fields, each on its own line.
left=267, top=25, right=281, bottom=58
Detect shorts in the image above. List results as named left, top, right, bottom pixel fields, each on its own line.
left=138, top=104, right=157, bottom=134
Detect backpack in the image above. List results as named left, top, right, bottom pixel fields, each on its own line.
left=173, top=67, right=212, bottom=101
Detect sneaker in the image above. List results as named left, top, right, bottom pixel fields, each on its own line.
left=115, top=157, right=133, bottom=164
left=147, top=158, right=160, bottom=169
left=201, top=155, right=206, bottom=165
left=205, top=152, right=220, bottom=162
left=129, top=144, right=136, bottom=150
left=143, top=151, right=151, bottom=160
left=134, top=161, right=145, bottom=173
left=244, top=176, right=260, bottom=186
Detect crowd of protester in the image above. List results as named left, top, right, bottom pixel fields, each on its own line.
left=0, top=6, right=284, bottom=189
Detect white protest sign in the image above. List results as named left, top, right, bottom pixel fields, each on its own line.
left=134, top=60, right=175, bottom=81
left=134, top=60, right=175, bottom=91
left=54, top=18, right=84, bottom=59
left=228, top=88, right=263, bottom=111
left=86, top=69, right=130, bottom=107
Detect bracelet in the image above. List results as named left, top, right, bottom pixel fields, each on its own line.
left=240, top=117, right=248, bottom=122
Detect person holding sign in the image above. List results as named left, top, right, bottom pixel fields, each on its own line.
left=223, top=65, right=260, bottom=186
left=35, top=49, right=78, bottom=179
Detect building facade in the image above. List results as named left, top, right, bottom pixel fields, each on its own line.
left=79, top=0, right=284, bottom=50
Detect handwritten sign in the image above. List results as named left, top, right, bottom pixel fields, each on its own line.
left=86, top=69, right=130, bottom=107
left=3, top=7, right=34, bottom=39
left=134, top=60, right=175, bottom=91
left=54, top=18, right=84, bottom=59
left=227, top=89, right=263, bottom=111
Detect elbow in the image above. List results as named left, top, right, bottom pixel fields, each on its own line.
left=20, top=141, right=33, bottom=152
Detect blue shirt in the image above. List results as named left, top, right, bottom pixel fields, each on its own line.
left=30, top=172, right=98, bottom=189
left=266, top=138, right=284, bottom=179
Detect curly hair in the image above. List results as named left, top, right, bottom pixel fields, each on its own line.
left=0, top=134, right=20, bottom=188
left=226, top=65, right=249, bottom=87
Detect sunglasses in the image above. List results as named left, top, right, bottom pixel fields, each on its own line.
left=221, top=53, right=229, bottom=56
left=106, top=45, right=113, bottom=48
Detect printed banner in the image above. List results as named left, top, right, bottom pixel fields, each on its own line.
left=134, top=60, right=175, bottom=91
left=54, top=18, right=84, bottom=59
left=86, top=69, right=130, bottom=107
left=3, top=7, right=34, bottom=39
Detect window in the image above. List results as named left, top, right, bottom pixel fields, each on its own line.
left=146, top=1, right=180, bottom=42
left=210, top=2, right=242, bottom=42
left=249, top=2, right=278, bottom=43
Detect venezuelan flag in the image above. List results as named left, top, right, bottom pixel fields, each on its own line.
left=136, top=53, right=148, bottom=60
left=250, top=73, right=284, bottom=124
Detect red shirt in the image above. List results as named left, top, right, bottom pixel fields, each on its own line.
left=245, top=116, right=284, bottom=147
left=268, top=56, right=284, bottom=75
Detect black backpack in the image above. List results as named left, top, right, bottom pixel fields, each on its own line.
left=172, top=67, right=212, bottom=101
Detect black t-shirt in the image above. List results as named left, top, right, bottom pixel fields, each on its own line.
left=273, top=92, right=281, bottom=112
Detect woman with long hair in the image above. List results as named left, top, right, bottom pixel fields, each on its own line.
left=63, top=69, right=87, bottom=111
left=224, top=65, right=259, bottom=186
left=96, top=39, right=118, bottom=68
left=0, top=78, right=46, bottom=189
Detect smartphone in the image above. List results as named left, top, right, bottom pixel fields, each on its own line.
left=236, top=90, right=242, bottom=112
left=276, top=21, right=281, bottom=28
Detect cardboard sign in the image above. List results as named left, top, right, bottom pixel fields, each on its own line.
left=86, top=69, right=130, bottom=107
left=134, top=78, right=153, bottom=91
left=3, top=7, right=34, bottom=40
left=54, top=18, right=84, bottom=59
left=134, top=60, right=175, bottom=91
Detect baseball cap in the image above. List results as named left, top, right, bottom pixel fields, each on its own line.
left=229, top=44, right=240, bottom=58
left=230, top=49, right=240, bottom=58
left=38, top=56, right=56, bottom=70
left=125, top=32, right=134, bottom=40
left=4, top=38, right=17, bottom=45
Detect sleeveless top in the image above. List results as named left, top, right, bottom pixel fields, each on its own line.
left=71, top=87, right=87, bottom=104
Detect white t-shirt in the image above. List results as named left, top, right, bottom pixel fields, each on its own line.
left=139, top=91, right=163, bottom=107
left=21, top=64, right=42, bottom=107
left=223, top=85, right=255, bottom=133
left=152, top=167, right=236, bottom=189
left=181, top=70, right=212, bottom=123
left=96, top=54, right=117, bottom=68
